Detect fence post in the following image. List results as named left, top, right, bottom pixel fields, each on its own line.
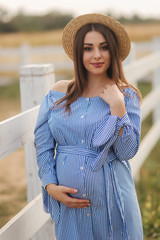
left=123, top=42, right=136, bottom=65
left=123, top=42, right=137, bottom=87
left=20, top=43, right=31, bottom=65
left=152, top=37, right=160, bottom=123
left=19, top=64, right=56, bottom=240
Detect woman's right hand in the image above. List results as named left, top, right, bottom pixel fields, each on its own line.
left=46, top=183, right=91, bottom=208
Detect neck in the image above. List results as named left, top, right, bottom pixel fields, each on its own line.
left=82, top=73, right=110, bottom=97
left=87, top=73, right=109, bottom=89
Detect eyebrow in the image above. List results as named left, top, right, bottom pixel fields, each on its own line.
left=84, top=41, right=107, bottom=46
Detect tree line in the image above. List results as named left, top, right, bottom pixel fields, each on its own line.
left=0, top=8, right=73, bottom=32
left=0, top=7, right=159, bottom=33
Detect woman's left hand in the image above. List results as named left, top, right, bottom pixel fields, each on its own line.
left=100, top=83, right=126, bottom=118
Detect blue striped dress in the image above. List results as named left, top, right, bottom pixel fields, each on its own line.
left=34, top=87, right=143, bottom=240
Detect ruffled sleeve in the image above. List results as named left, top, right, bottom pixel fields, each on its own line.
left=92, top=88, right=141, bottom=162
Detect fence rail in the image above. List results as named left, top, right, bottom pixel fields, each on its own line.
left=0, top=38, right=159, bottom=77
left=0, top=106, right=39, bottom=160
left=0, top=44, right=72, bottom=74
left=0, top=194, right=50, bottom=240
left=0, top=42, right=160, bottom=239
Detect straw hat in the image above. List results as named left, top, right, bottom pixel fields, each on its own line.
left=62, top=13, right=131, bottom=61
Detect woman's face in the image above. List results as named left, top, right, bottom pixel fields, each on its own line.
left=83, top=31, right=111, bottom=78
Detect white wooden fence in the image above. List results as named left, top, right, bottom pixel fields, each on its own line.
left=0, top=43, right=73, bottom=73
left=0, top=37, right=159, bottom=85
left=0, top=46, right=160, bottom=239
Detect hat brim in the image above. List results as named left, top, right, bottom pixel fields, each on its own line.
left=62, top=13, right=131, bottom=61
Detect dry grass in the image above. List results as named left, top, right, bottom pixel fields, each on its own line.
left=124, top=23, right=160, bottom=41
left=0, top=23, right=160, bottom=48
left=0, top=80, right=28, bottom=228
left=0, top=23, right=159, bottom=82
left=0, top=96, right=27, bottom=228
left=0, top=147, right=27, bottom=228
left=0, top=98, right=21, bottom=121
left=0, top=29, right=63, bottom=47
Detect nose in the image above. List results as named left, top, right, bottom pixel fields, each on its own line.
left=94, top=48, right=101, bottom=60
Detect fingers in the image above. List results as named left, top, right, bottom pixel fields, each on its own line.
left=64, top=196, right=91, bottom=208
left=56, top=185, right=91, bottom=208
left=61, top=186, right=78, bottom=194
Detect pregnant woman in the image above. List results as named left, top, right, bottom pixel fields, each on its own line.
left=34, top=13, right=143, bottom=240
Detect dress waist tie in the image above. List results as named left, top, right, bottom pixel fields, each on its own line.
left=56, top=145, right=129, bottom=240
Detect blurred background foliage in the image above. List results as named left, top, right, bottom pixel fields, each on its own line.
left=0, top=7, right=160, bottom=33
left=136, top=82, right=160, bottom=240
left=0, top=8, right=73, bottom=32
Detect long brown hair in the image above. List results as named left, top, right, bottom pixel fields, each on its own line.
left=55, top=23, right=142, bottom=114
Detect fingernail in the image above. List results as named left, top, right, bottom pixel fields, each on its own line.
left=74, top=189, right=78, bottom=193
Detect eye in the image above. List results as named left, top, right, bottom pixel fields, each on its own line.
left=101, top=45, right=109, bottom=50
left=83, top=47, right=92, bottom=51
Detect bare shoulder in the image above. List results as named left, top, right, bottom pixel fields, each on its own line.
left=52, top=80, right=72, bottom=93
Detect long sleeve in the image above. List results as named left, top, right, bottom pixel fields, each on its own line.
left=34, top=92, right=58, bottom=188
left=112, top=89, right=141, bottom=161
left=34, top=91, right=60, bottom=224
left=92, top=88, right=141, bottom=163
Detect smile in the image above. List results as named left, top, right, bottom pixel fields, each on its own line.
left=91, top=62, right=104, bottom=67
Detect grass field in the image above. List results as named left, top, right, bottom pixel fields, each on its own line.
left=0, top=81, right=160, bottom=239
left=1, top=23, right=160, bottom=85
left=136, top=82, right=160, bottom=239
left=0, top=30, right=63, bottom=47
left=136, top=140, right=160, bottom=240
left=0, top=23, right=160, bottom=48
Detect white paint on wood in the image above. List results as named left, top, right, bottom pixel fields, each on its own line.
left=19, top=64, right=55, bottom=201
left=134, top=41, right=152, bottom=52
left=124, top=51, right=160, bottom=84
left=20, top=43, right=31, bottom=65
left=0, top=40, right=158, bottom=76
left=123, top=42, right=136, bottom=66
left=0, top=194, right=55, bottom=240
left=141, top=85, right=160, bottom=121
left=152, top=37, right=160, bottom=123
left=19, top=64, right=56, bottom=240
left=130, top=118, right=160, bottom=177
left=20, top=64, right=54, bottom=76
left=0, top=106, right=39, bottom=160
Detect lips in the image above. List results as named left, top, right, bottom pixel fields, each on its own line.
left=91, top=62, right=104, bottom=67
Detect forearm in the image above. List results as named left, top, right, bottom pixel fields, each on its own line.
left=110, top=101, right=126, bottom=118
left=110, top=101, right=126, bottom=136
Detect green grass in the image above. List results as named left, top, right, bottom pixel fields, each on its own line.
left=138, top=81, right=153, bottom=139
left=136, top=81, right=160, bottom=239
left=0, top=82, right=20, bottom=99
left=136, top=140, right=160, bottom=239
left=138, top=81, right=152, bottom=98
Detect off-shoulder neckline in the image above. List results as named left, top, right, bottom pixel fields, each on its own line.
left=49, top=89, right=101, bottom=100
left=49, top=87, right=132, bottom=100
